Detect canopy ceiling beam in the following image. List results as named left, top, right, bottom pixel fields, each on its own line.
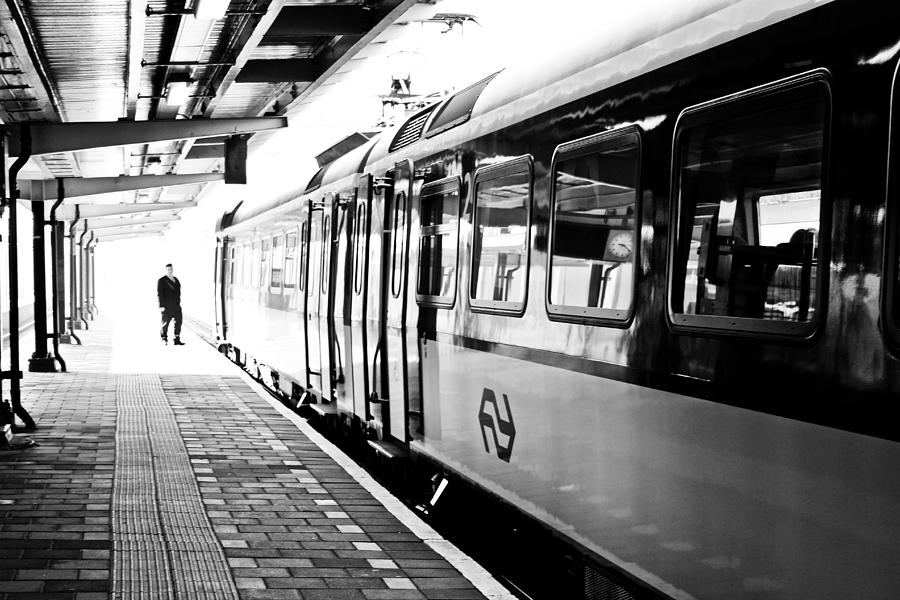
left=236, top=58, right=327, bottom=83
left=185, top=144, right=225, bottom=160
left=56, top=201, right=196, bottom=221
left=96, top=230, right=164, bottom=243
left=255, top=0, right=418, bottom=115
left=86, top=214, right=179, bottom=230
left=5, top=117, right=288, bottom=156
left=266, top=6, right=376, bottom=38
left=20, top=173, right=224, bottom=201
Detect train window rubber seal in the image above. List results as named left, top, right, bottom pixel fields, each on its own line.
left=881, top=59, right=900, bottom=354
left=468, top=155, right=534, bottom=317
left=415, top=176, right=462, bottom=309
left=665, top=69, right=833, bottom=343
left=545, top=125, right=643, bottom=328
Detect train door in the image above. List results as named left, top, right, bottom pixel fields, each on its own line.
left=384, top=160, right=416, bottom=442
left=365, top=176, right=388, bottom=438
left=214, top=238, right=225, bottom=340
left=298, top=219, right=310, bottom=388
left=317, top=193, right=337, bottom=402
left=305, top=199, right=324, bottom=396
left=332, top=192, right=353, bottom=413
left=348, top=175, right=373, bottom=425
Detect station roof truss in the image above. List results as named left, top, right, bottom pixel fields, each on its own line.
left=0, top=0, right=422, bottom=235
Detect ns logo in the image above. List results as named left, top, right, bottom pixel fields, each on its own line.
left=478, top=387, right=516, bottom=462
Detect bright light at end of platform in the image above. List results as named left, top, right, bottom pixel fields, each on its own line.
left=194, top=0, right=229, bottom=21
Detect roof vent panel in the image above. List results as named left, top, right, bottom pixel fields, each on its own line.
left=389, top=104, right=438, bottom=153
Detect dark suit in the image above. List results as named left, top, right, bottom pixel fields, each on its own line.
left=157, top=275, right=182, bottom=341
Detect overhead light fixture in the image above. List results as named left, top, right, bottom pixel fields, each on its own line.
left=166, top=81, right=190, bottom=106
left=194, top=0, right=229, bottom=20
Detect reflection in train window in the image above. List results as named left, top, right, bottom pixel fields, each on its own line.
left=671, top=76, right=829, bottom=336
left=260, top=238, right=270, bottom=288
left=548, top=128, right=640, bottom=323
left=321, top=216, right=331, bottom=294
left=241, top=243, right=251, bottom=287
left=299, top=223, right=307, bottom=292
left=471, top=158, right=532, bottom=314
left=353, top=203, right=366, bottom=295
left=391, top=191, right=407, bottom=299
left=251, top=241, right=261, bottom=288
left=229, top=246, right=236, bottom=285
left=416, top=178, right=460, bottom=307
left=271, top=234, right=284, bottom=290
left=284, top=231, right=298, bottom=289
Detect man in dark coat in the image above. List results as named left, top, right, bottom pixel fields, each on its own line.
left=157, top=263, right=184, bottom=345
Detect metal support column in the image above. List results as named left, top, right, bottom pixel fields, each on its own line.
left=66, top=214, right=83, bottom=340
left=89, top=238, right=97, bottom=316
left=74, top=223, right=88, bottom=329
left=6, top=125, right=33, bottom=430
left=47, top=185, right=66, bottom=368
left=84, top=231, right=94, bottom=320
left=28, top=199, right=56, bottom=371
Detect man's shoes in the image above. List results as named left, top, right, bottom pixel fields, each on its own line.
left=162, top=338, right=168, bottom=345
left=173, top=339, right=185, bottom=346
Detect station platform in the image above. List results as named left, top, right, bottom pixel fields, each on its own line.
left=0, top=311, right=512, bottom=600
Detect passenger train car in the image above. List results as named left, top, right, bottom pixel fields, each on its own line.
left=214, top=1, right=900, bottom=598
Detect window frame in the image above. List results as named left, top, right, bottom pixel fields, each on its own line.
left=415, top=176, right=462, bottom=309
left=546, top=126, right=643, bottom=327
left=469, top=156, right=534, bottom=316
left=666, top=69, right=832, bottom=341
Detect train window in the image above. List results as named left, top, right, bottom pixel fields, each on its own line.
left=669, top=73, right=830, bottom=338
left=242, top=243, right=251, bottom=287
left=884, top=63, right=900, bottom=352
left=284, top=231, right=298, bottom=289
left=391, top=191, right=407, bottom=299
left=424, top=72, right=500, bottom=138
left=416, top=177, right=461, bottom=308
left=547, top=128, right=641, bottom=325
left=260, top=238, right=270, bottom=288
left=471, top=157, right=533, bottom=315
left=353, top=202, right=366, bottom=295
left=321, top=216, right=331, bottom=294
left=270, top=234, right=284, bottom=291
left=251, top=241, right=261, bottom=288
left=299, top=222, right=307, bottom=292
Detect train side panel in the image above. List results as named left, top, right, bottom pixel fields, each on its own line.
left=415, top=340, right=900, bottom=600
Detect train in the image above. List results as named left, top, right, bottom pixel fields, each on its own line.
left=213, top=1, right=900, bottom=598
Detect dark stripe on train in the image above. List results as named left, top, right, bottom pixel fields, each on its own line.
left=427, top=330, right=713, bottom=401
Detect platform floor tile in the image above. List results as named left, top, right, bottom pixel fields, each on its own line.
left=1, top=314, right=494, bottom=600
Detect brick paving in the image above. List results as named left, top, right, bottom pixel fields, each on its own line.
left=0, top=315, right=497, bottom=600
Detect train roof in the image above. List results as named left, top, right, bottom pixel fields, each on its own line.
left=467, top=0, right=832, bottom=128
left=355, top=0, right=834, bottom=175
left=312, top=134, right=383, bottom=191
left=221, top=0, right=833, bottom=234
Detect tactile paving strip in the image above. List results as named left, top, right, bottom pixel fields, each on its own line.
left=111, top=373, right=239, bottom=600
